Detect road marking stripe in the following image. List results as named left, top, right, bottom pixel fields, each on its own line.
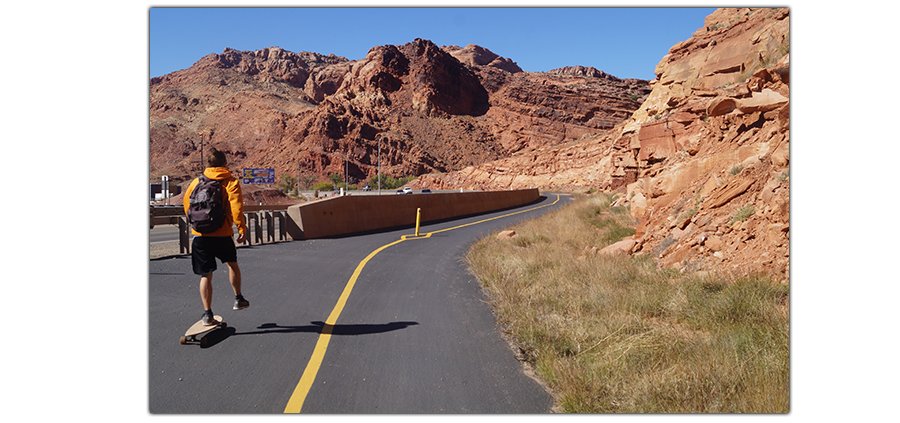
left=283, top=194, right=564, bottom=413
left=283, top=238, right=403, bottom=413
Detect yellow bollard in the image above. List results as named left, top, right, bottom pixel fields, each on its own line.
left=415, top=208, right=421, bottom=236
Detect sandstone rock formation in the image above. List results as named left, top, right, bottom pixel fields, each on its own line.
left=150, top=39, right=648, bottom=192
left=410, top=7, right=790, bottom=280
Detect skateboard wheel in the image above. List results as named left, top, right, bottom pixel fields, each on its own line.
left=220, top=322, right=227, bottom=329
left=200, top=337, right=208, bottom=347
left=179, top=336, right=187, bottom=345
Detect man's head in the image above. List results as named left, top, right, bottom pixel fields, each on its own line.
left=207, top=147, right=227, bottom=168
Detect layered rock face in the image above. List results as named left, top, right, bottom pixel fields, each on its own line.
left=150, top=39, right=648, bottom=189
left=412, top=8, right=790, bottom=279
left=622, top=8, right=790, bottom=281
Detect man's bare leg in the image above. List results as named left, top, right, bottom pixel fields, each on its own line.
left=226, top=262, right=241, bottom=296
left=199, top=273, right=215, bottom=324
left=227, top=261, right=249, bottom=310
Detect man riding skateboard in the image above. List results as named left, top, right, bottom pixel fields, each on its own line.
left=183, top=147, right=250, bottom=325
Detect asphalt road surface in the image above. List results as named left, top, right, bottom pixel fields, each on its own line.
left=150, top=225, right=180, bottom=244
left=149, top=193, right=573, bottom=413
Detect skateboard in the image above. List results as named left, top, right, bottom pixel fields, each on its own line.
left=180, top=315, right=226, bottom=346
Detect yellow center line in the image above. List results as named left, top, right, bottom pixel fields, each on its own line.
left=283, top=194, right=564, bottom=413
left=283, top=237, right=403, bottom=412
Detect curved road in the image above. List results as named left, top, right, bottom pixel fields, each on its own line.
left=149, top=193, right=573, bottom=413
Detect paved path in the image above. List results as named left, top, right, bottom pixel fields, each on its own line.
left=149, top=194, right=572, bottom=413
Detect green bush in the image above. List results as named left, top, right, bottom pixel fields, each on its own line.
left=312, top=182, right=333, bottom=192
left=277, top=174, right=297, bottom=193
left=366, top=175, right=417, bottom=190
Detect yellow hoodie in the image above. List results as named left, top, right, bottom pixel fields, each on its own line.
left=183, top=167, right=248, bottom=237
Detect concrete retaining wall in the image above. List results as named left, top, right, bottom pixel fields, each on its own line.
left=286, top=189, right=540, bottom=240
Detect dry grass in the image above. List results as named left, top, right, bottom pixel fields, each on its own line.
left=466, top=193, right=789, bottom=413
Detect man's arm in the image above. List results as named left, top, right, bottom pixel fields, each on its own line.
left=226, top=178, right=248, bottom=239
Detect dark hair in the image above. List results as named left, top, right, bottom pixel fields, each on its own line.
left=207, top=147, right=227, bottom=167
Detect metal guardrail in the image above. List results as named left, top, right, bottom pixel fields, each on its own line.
left=150, top=205, right=291, bottom=254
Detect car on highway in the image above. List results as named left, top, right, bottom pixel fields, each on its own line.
left=397, top=187, right=413, bottom=194
left=363, top=185, right=371, bottom=191
left=421, top=189, right=432, bottom=193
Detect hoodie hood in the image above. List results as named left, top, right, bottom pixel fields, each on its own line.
left=203, top=167, right=234, bottom=181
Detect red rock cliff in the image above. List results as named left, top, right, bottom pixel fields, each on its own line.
left=411, top=8, right=790, bottom=280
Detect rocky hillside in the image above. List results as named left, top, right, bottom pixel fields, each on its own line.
left=150, top=41, right=649, bottom=188
left=413, top=8, right=790, bottom=280
left=150, top=7, right=789, bottom=280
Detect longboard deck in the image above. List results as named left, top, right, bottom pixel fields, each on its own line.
left=181, top=315, right=226, bottom=346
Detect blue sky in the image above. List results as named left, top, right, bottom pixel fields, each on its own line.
left=150, top=7, right=716, bottom=80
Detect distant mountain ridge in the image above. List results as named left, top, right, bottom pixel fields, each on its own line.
left=149, top=39, right=649, bottom=187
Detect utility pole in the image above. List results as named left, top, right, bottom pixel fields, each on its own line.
left=198, top=137, right=205, bottom=171
left=378, top=135, right=383, bottom=195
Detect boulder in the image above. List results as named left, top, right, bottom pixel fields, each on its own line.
left=772, top=196, right=789, bottom=223
left=766, top=223, right=788, bottom=247
left=497, top=230, right=518, bottom=240
left=770, top=140, right=790, bottom=167
left=737, top=89, right=789, bottom=114
left=707, top=97, right=737, bottom=116
left=704, top=236, right=725, bottom=251
left=630, top=192, right=648, bottom=219
left=599, top=238, right=636, bottom=256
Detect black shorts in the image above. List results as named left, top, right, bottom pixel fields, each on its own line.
left=191, top=236, right=238, bottom=275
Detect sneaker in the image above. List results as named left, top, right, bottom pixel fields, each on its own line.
left=234, top=295, right=249, bottom=310
left=201, top=311, right=216, bottom=326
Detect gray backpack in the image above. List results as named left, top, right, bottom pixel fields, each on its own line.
left=187, top=175, right=226, bottom=233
